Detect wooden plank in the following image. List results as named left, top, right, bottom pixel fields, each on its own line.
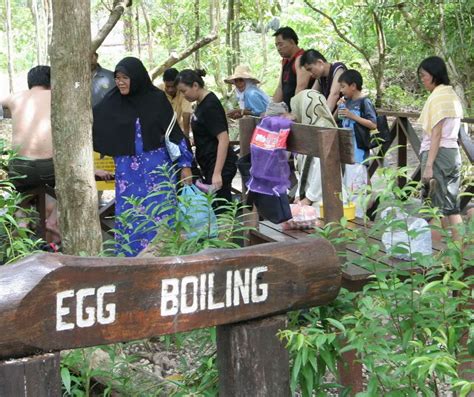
left=217, top=315, right=290, bottom=397
left=459, top=123, right=474, bottom=163
left=0, top=239, right=340, bottom=359
left=288, top=124, right=354, bottom=165
left=0, top=353, right=61, bottom=397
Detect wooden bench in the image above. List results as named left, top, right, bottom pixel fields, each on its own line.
left=0, top=238, right=340, bottom=396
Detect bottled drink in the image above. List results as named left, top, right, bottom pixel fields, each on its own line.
left=338, top=103, right=346, bottom=120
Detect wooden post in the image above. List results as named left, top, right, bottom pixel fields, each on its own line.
left=397, top=117, right=407, bottom=189
left=239, top=117, right=259, bottom=243
left=337, top=348, right=364, bottom=396
left=0, top=353, right=61, bottom=397
left=317, top=129, right=344, bottom=224
left=217, top=315, right=290, bottom=397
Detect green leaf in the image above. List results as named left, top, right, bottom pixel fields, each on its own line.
left=61, top=367, right=71, bottom=394
left=326, top=318, right=346, bottom=332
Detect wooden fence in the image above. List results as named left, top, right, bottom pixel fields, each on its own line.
left=0, top=238, right=340, bottom=396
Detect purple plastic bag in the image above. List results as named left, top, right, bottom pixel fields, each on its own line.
left=247, top=116, right=292, bottom=196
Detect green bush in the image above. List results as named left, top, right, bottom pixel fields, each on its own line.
left=280, top=166, right=473, bottom=396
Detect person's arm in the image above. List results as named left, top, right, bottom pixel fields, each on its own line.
left=273, top=68, right=284, bottom=102
left=212, top=131, right=230, bottom=190
left=326, top=68, right=345, bottom=113
left=182, top=112, right=191, bottom=137
left=294, top=56, right=312, bottom=95
left=311, top=79, right=321, bottom=92
left=422, top=120, right=443, bottom=183
left=339, top=101, right=377, bottom=130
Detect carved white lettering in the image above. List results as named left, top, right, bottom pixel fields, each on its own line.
left=160, top=266, right=268, bottom=316
left=56, top=290, right=75, bottom=331
left=56, top=285, right=117, bottom=331
left=161, top=278, right=179, bottom=316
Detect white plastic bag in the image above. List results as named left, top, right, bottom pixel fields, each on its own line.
left=381, top=207, right=432, bottom=261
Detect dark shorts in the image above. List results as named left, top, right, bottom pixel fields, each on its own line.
left=8, top=157, right=55, bottom=191
left=420, top=148, right=461, bottom=216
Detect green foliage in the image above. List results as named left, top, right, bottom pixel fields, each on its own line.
left=102, top=165, right=250, bottom=257
left=0, top=140, right=42, bottom=265
left=281, top=166, right=473, bottom=395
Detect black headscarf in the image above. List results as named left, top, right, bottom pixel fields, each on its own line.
left=93, top=57, right=184, bottom=156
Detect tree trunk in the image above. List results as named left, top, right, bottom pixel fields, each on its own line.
left=226, top=0, right=235, bottom=77
left=135, top=6, right=141, bottom=58
left=123, top=7, right=134, bottom=52
left=5, top=0, right=14, bottom=93
left=233, top=0, right=240, bottom=67
left=256, top=0, right=267, bottom=78
left=50, top=0, right=102, bottom=256
left=194, top=0, right=200, bottom=68
left=141, top=2, right=153, bottom=65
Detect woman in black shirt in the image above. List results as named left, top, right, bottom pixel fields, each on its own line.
left=176, top=69, right=237, bottom=205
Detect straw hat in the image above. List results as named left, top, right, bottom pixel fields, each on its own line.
left=224, top=65, right=260, bottom=84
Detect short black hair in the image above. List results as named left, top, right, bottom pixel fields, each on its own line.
left=273, top=26, right=298, bottom=45
left=417, top=56, right=450, bottom=86
left=338, top=69, right=363, bottom=90
left=175, top=69, right=206, bottom=88
left=300, top=49, right=327, bottom=66
left=27, top=65, right=51, bottom=89
left=163, top=68, right=179, bottom=83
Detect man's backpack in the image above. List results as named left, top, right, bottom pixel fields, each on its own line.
left=353, top=98, right=390, bottom=151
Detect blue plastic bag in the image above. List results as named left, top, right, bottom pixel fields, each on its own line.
left=178, top=185, right=218, bottom=238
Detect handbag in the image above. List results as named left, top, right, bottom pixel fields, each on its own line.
left=165, top=112, right=181, bottom=162
left=178, top=185, right=218, bottom=238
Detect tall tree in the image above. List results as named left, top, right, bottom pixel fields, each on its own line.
left=397, top=0, right=471, bottom=108
left=304, top=0, right=388, bottom=107
left=5, top=0, right=14, bottom=93
left=51, top=0, right=102, bottom=255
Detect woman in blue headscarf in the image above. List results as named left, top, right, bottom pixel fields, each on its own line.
left=225, top=65, right=269, bottom=119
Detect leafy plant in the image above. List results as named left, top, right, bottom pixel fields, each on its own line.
left=0, top=140, right=43, bottom=264
left=281, top=166, right=473, bottom=396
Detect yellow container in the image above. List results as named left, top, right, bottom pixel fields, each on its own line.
left=319, top=202, right=356, bottom=220
left=93, top=152, right=115, bottom=191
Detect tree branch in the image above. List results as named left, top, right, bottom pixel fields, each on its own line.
left=396, top=3, right=433, bottom=46
left=150, top=32, right=218, bottom=80
left=303, top=0, right=371, bottom=65
left=91, top=0, right=132, bottom=53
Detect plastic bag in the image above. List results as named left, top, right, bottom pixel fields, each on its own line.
left=178, top=185, right=218, bottom=239
left=165, top=112, right=181, bottom=162
left=282, top=204, right=322, bottom=230
left=381, top=207, right=432, bottom=261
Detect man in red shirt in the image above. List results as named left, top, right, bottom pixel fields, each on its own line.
left=272, top=27, right=313, bottom=111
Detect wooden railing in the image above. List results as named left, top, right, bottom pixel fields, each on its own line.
left=0, top=238, right=340, bottom=396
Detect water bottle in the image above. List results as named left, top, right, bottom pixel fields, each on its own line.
left=338, top=103, right=346, bottom=120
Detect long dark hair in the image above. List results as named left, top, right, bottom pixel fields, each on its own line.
left=175, top=69, right=207, bottom=88
left=417, top=56, right=450, bottom=86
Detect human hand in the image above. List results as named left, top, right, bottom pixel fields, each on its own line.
left=299, top=197, right=313, bottom=206
left=180, top=167, right=193, bottom=185
left=226, top=109, right=242, bottom=119
left=95, top=169, right=114, bottom=180
left=211, top=173, right=223, bottom=191
left=338, top=108, right=354, bottom=120
left=422, top=165, right=433, bottom=183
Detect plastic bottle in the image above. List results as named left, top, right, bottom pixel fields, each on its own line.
left=338, top=103, right=346, bottom=120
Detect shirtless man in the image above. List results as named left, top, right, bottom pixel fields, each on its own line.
left=0, top=66, right=60, bottom=243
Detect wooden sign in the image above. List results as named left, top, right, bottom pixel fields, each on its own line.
left=0, top=238, right=340, bottom=359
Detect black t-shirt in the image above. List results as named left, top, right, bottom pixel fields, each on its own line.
left=191, top=92, right=237, bottom=170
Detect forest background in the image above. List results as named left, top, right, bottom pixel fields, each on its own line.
left=1, top=0, right=473, bottom=114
